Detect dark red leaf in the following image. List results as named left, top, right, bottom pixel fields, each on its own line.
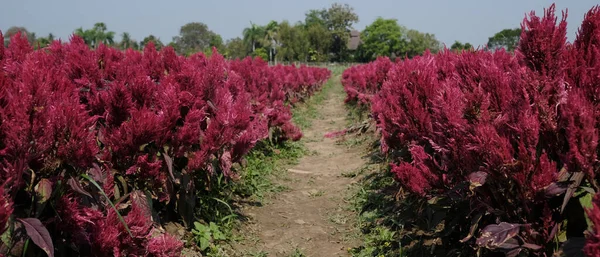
left=163, top=152, right=175, bottom=182
left=522, top=243, right=542, bottom=250
left=476, top=222, right=521, bottom=249
left=545, top=182, right=568, bottom=197
left=130, top=190, right=152, bottom=219
left=18, top=218, right=54, bottom=257
left=67, top=177, right=92, bottom=198
left=562, top=172, right=585, bottom=213
left=468, top=172, right=488, bottom=190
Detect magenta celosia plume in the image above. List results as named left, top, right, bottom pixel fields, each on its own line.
left=342, top=4, right=600, bottom=256
left=0, top=29, right=329, bottom=256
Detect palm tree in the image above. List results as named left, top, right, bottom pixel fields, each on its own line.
left=243, top=22, right=264, bottom=53
left=74, top=27, right=95, bottom=46
left=93, top=22, right=115, bottom=46
left=119, top=32, right=137, bottom=50
left=74, top=23, right=115, bottom=48
left=262, top=21, right=279, bottom=63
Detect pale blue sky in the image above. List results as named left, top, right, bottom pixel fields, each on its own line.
left=1, top=0, right=598, bottom=48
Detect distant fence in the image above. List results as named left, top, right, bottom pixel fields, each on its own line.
left=268, top=61, right=360, bottom=68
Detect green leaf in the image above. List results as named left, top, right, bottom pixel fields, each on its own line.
left=194, top=222, right=204, bottom=231
left=199, top=237, right=210, bottom=251
left=580, top=192, right=594, bottom=227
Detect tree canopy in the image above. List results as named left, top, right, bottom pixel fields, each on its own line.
left=356, top=18, right=405, bottom=62
left=405, top=29, right=441, bottom=58
left=4, top=26, right=36, bottom=47
left=243, top=22, right=264, bottom=53
left=224, top=37, right=247, bottom=60
left=356, top=18, right=441, bottom=61
left=118, top=32, right=139, bottom=50
left=450, top=41, right=474, bottom=51
left=487, top=28, right=521, bottom=52
left=172, top=22, right=221, bottom=55
left=74, top=22, right=116, bottom=48
left=276, top=21, right=309, bottom=62
left=140, top=35, right=164, bottom=50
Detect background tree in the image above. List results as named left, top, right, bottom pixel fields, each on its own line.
left=276, top=21, right=310, bottom=62
left=487, top=28, right=521, bottom=52
left=140, top=35, right=164, bottom=50
left=252, top=48, right=269, bottom=61
left=262, top=21, right=279, bottom=63
left=323, top=3, right=359, bottom=62
left=305, top=23, right=331, bottom=62
left=74, top=22, right=115, bottom=48
left=305, top=9, right=328, bottom=27
left=356, top=18, right=405, bottom=62
left=172, top=22, right=221, bottom=55
left=34, top=33, right=55, bottom=49
left=243, top=22, right=264, bottom=53
left=450, top=41, right=473, bottom=51
left=4, top=26, right=36, bottom=46
left=405, top=29, right=441, bottom=58
left=92, top=22, right=115, bottom=46
left=224, top=37, right=247, bottom=59
left=118, top=32, right=139, bottom=50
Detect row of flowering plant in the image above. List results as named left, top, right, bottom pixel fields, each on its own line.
left=0, top=32, right=330, bottom=257
left=341, top=56, right=393, bottom=106
left=343, top=4, right=600, bottom=257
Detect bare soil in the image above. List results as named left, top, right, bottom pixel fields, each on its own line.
left=233, top=77, right=365, bottom=257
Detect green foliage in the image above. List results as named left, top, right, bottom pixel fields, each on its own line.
left=224, top=37, right=247, bottom=59
left=243, top=22, right=265, bottom=53
left=450, top=40, right=474, bottom=51
left=288, top=248, right=307, bottom=257
left=325, top=3, right=359, bottom=62
left=305, top=9, right=328, bottom=27
left=140, top=34, right=164, bottom=50
left=305, top=23, right=332, bottom=62
left=74, top=22, right=115, bottom=48
left=348, top=163, right=405, bottom=257
left=118, top=32, right=139, bottom=50
left=192, top=221, right=226, bottom=252
left=276, top=21, right=310, bottom=62
left=252, top=47, right=269, bottom=61
left=172, top=22, right=222, bottom=55
left=262, top=21, right=279, bottom=62
left=357, top=18, right=441, bottom=61
left=304, top=3, right=359, bottom=62
left=487, top=28, right=522, bottom=52
left=405, top=29, right=441, bottom=57
left=357, top=18, right=405, bottom=61
left=34, top=33, right=54, bottom=49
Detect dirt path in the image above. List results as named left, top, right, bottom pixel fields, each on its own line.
left=235, top=77, right=365, bottom=257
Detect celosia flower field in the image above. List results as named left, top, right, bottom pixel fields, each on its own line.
left=0, top=31, right=329, bottom=256
left=343, top=4, right=600, bottom=257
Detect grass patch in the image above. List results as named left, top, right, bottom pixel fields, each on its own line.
left=339, top=90, right=407, bottom=256
left=346, top=163, right=406, bottom=257
left=234, top=140, right=306, bottom=201
left=345, top=101, right=371, bottom=127
left=292, top=76, right=335, bottom=129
